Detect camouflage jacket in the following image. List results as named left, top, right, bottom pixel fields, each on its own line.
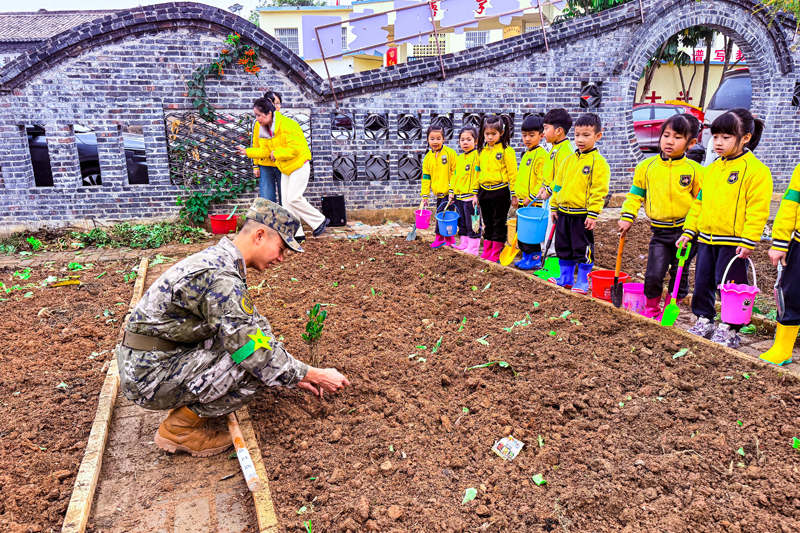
left=122, top=237, right=308, bottom=389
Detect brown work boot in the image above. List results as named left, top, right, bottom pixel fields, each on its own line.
left=154, top=406, right=232, bottom=458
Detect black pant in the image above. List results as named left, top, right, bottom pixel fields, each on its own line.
left=779, top=239, right=800, bottom=326
left=519, top=241, right=542, bottom=254
left=454, top=199, right=481, bottom=238
left=644, top=227, right=698, bottom=300
left=692, top=243, right=749, bottom=327
left=478, top=186, right=511, bottom=243
left=434, top=197, right=449, bottom=236
left=554, top=213, right=594, bottom=264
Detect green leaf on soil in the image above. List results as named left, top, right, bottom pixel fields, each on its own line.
left=95, top=272, right=106, bottom=279
left=67, top=263, right=85, bottom=271
left=471, top=286, right=478, bottom=291
left=482, top=283, right=491, bottom=292
left=228, top=451, right=238, bottom=459
left=514, top=314, right=532, bottom=327
left=619, top=402, right=625, bottom=408
left=371, top=288, right=376, bottom=296
left=304, top=520, right=312, bottom=533
left=462, top=407, right=469, bottom=413
left=297, top=506, right=308, bottom=515
left=743, top=373, right=751, bottom=379
left=673, top=348, right=689, bottom=359
left=793, top=437, right=800, bottom=450
left=532, top=474, right=547, bottom=486
left=462, top=487, right=478, bottom=505
left=538, top=435, right=545, bottom=447
left=492, top=311, right=499, bottom=318
left=502, top=327, right=514, bottom=332
left=475, top=335, right=490, bottom=346
left=408, top=353, right=417, bottom=359
left=13, top=268, right=31, bottom=280
left=559, top=311, right=572, bottom=318
left=570, top=318, right=582, bottom=325
left=290, top=277, right=298, bottom=282
left=417, top=357, right=427, bottom=363
left=740, top=324, right=757, bottom=334
left=395, top=252, right=404, bottom=256
left=458, top=317, right=467, bottom=332
left=549, top=331, right=557, bottom=336
left=533, top=302, right=540, bottom=307
left=737, top=420, right=743, bottom=426
left=309, top=477, right=316, bottom=481
left=465, top=360, right=517, bottom=376
left=389, top=445, right=394, bottom=452
left=432, top=336, right=443, bottom=353
left=56, top=382, right=69, bottom=389
left=415, top=345, right=427, bottom=350
left=736, top=447, right=745, bottom=456
left=23, top=292, right=33, bottom=298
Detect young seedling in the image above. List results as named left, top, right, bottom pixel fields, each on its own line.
left=462, top=487, right=477, bottom=505
left=431, top=336, right=443, bottom=354
left=793, top=437, right=800, bottom=450
left=465, top=361, right=517, bottom=376
left=26, top=237, right=43, bottom=251
left=302, top=304, right=328, bottom=368
left=532, top=474, right=547, bottom=486
left=304, top=521, right=312, bottom=533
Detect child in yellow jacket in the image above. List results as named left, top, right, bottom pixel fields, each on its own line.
left=450, top=125, right=481, bottom=255
left=761, top=163, right=800, bottom=365
left=618, top=114, right=703, bottom=318
left=548, top=113, right=610, bottom=294
left=678, top=108, right=773, bottom=348
left=476, top=115, right=518, bottom=262
left=538, top=108, right=575, bottom=201
left=514, top=114, right=548, bottom=270
left=422, top=124, right=458, bottom=248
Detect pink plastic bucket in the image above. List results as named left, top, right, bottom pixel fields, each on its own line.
left=622, top=282, right=646, bottom=315
left=719, top=257, right=760, bottom=325
left=415, top=209, right=432, bottom=230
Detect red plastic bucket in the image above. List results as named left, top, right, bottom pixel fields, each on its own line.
left=209, top=214, right=238, bottom=234
left=588, top=269, right=630, bottom=301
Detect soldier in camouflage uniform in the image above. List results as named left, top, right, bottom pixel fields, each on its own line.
left=117, top=198, right=350, bottom=457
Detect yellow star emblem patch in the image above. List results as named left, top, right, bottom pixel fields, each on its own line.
left=248, top=329, right=273, bottom=352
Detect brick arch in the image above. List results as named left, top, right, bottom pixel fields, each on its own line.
left=0, top=2, right=326, bottom=97
left=615, top=0, right=796, bottom=158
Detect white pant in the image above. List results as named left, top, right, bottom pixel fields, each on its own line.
left=280, top=162, right=325, bottom=238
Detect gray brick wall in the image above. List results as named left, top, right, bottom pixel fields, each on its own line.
left=0, top=0, right=797, bottom=231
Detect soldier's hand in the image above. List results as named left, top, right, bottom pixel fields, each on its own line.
left=299, top=367, right=351, bottom=398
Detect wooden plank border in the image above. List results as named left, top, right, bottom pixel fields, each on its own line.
left=61, top=257, right=150, bottom=533
left=237, top=406, right=280, bottom=533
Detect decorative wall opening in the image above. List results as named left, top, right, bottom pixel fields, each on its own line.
left=397, top=114, right=422, bottom=140
left=331, top=113, right=354, bottom=140
left=397, top=154, right=422, bottom=181
left=364, top=113, right=389, bottom=140
left=332, top=155, right=357, bottom=181
left=430, top=113, right=454, bottom=139
left=463, top=112, right=484, bottom=129
left=364, top=155, right=390, bottom=181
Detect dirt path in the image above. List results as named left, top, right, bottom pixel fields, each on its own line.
left=245, top=237, right=800, bottom=533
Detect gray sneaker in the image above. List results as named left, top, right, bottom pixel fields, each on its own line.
left=688, top=316, right=715, bottom=339
left=710, top=323, right=741, bottom=349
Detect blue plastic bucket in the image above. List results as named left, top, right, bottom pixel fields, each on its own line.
left=517, top=205, right=548, bottom=244
left=436, top=203, right=459, bottom=237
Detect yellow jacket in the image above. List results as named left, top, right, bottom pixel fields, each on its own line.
left=246, top=112, right=310, bottom=176
left=542, top=138, right=575, bottom=193
left=251, top=120, right=275, bottom=168
left=515, top=146, right=546, bottom=204
left=682, top=151, right=773, bottom=250
left=552, top=148, right=610, bottom=220
left=771, top=163, right=800, bottom=252
left=450, top=149, right=480, bottom=199
left=477, top=144, right=517, bottom=193
left=620, top=154, right=703, bottom=228
left=421, top=146, right=457, bottom=198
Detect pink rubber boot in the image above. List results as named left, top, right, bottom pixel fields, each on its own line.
left=444, top=236, right=456, bottom=248
left=487, top=241, right=503, bottom=262
left=431, top=234, right=446, bottom=248
left=464, top=237, right=481, bottom=256
left=480, top=240, right=495, bottom=260
left=454, top=236, right=468, bottom=250
left=642, top=297, right=662, bottom=319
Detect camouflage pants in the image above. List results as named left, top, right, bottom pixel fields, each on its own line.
left=117, top=337, right=264, bottom=418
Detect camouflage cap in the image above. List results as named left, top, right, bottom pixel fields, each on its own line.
left=245, top=198, right=304, bottom=253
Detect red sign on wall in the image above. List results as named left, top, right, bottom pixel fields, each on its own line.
left=387, top=47, right=398, bottom=66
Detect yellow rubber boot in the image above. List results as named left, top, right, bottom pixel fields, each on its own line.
left=760, top=324, right=800, bottom=366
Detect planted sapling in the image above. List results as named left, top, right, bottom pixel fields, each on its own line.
left=302, top=303, right=328, bottom=367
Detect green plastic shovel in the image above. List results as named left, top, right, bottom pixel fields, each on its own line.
left=661, top=242, right=692, bottom=327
